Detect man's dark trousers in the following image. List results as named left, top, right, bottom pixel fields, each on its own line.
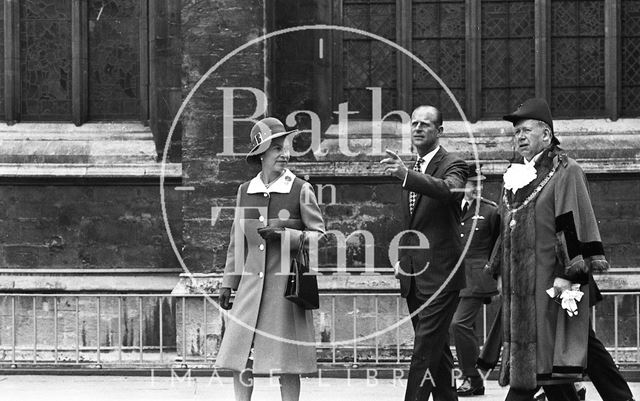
left=405, top=282, right=460, bottom=401
left=504, top=327, right=634, bottom=401
left=587, top=326, right=634, bottom=401
left=451, top=297, right=485, bottom=379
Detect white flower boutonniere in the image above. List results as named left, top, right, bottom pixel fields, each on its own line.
left=503, top=163, right=537, bottom=194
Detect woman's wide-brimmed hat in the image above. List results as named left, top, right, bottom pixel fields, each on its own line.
left=246, top=117, right=297, bottom=164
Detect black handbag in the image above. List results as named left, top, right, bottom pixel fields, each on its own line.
left=284, top=232, right=319, bottom=310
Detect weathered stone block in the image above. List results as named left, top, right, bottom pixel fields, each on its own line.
left=0, top=183, right=182, bottom=270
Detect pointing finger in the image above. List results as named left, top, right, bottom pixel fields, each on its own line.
left=385, top=149, right=400, bottom=159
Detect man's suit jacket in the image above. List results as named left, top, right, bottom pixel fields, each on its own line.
left=397, top=147, right=468, bottom=297
left=459, top=197, right=500, bottom=297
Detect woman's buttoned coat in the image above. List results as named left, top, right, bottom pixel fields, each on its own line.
left=215, top=169, right=325, bottom=374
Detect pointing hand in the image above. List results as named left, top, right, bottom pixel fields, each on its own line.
left=380, top=149, right=408, bottom=180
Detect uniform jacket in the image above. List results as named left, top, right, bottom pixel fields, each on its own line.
left=459, top=197, right=500, bottom=297
left=215, top=169, right=325, bottom=374
left=397, top=147, right=468, bottom=297
left=489, top=146, right=608, bottom=390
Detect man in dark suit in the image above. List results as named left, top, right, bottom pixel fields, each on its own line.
left=452, top=164, right=499, bottom=396
left=381, top=105, right=468, bottom=401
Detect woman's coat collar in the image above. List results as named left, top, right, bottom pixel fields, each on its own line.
left=247, top=169, right=296, bottom=194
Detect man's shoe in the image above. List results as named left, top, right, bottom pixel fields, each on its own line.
left=533, top=391, right=546, bottom=401
left=456, top=377, right=485, bottom=396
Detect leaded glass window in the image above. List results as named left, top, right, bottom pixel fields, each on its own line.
left=412, top=0, right=465, bottom=120
left=342, top=0, right=397, bottom=119
left=20, top=0, right=73, bottom=121
left=0, top=4, right=4, bottom=120
left=550, top=0, right=605, bottom=117
left=481, top=0, right=535, bottom=117
left=621, top=0, right=640, bottom=117
left=88, top=0, right=140, bottom=120
left=2, top=0, right=146, bottom=124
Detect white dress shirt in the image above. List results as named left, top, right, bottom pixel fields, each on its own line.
left=524, top=150, right=544, bottom=166
left=461, top=199, right=470, bottom=213
left=402, top=145, right=441, bottom=187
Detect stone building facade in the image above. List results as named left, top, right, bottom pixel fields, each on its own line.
left=1, top=0, right=639, bottom=367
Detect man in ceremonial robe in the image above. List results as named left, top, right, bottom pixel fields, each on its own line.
left=489, top=98, right=611, bottom=401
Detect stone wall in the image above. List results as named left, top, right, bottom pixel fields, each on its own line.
left=191, top=173, right=640, bottom=275
left=1, top=0, right=637, bottom=368
left=181, top=0, right=267, bottom=274
left=590, top=178, right=640, bottom=269
left=0, top=181, right=182, bottom=272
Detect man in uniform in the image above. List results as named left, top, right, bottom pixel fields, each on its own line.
left=452, top=164, right=499, bottom=396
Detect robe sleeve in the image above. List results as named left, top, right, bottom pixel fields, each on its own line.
left=221, top=186, right=244, bottom=290
left=554, top=160, right=609, bottom=285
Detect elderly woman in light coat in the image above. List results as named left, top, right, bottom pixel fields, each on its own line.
left=216, top=117, right=325, bottom=401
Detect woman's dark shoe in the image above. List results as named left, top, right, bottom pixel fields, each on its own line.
left=456, top=377, right=485, bottom=396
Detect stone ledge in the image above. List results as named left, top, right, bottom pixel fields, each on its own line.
left=0, top=123, right=180, bottom=177
left=322, top=118, right=640, bottom=140
left=171, top=273, right=401, bottom=295
left=1, top=270, right=636, bottom=293
left=0, top=122, right=168, bottom=169
left=314, top=269, right=640, bottom=292
left=289, top=158, right=640, bottom=178
left=0, top=270, right=182, bottom=292
left=0, top=163, right=182, bottom=178
left=169, top=269, right=640, bottom=294
left=172, top=273, right=223, bottom=295
left=0, top=122, right=154, bottom=139
left=306, top=118, right=640, bottom=175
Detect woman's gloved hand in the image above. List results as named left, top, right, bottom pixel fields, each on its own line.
left=257, top=226, right=284, bottom=241
left=219, top=287, right=232, bottom=310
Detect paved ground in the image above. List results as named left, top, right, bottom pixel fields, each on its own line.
left=0, top=376, right=639, bottom=401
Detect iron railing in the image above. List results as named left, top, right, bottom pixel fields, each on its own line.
left=0, top=292, right=638, bottom=368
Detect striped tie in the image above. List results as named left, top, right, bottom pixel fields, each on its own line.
left=409, top=158, right=424, bottom=214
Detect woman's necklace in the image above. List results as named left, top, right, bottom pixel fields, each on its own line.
left=503, top=164, right=557, bottom=230
left=261, top=170, right=286, bottom=188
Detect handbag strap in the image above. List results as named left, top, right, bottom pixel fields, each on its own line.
left=296, top=231, right=307, bottom=259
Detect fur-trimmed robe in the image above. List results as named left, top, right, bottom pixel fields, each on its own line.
left=489, top=146, right=609, bottom=390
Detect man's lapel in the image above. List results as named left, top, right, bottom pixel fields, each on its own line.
left=425, top=147, right=445, bottom=176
